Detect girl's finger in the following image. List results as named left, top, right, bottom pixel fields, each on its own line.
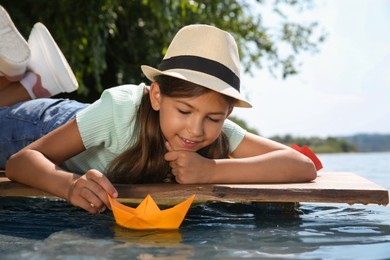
left=80, top=186, right=104, bottom=210
left=165, top=141, right=173, bottom=152
left=93, top=184, right=114, bottom=210
left=69, top=175, right=108, bottom=214
left=78, top=198, right=101, bottom=215
left=169, top=161, right=176, bottom=169
left=84, top=179, right=115, bottom=212
left=164, top=150, right=178, bottom=162
left=86, top=170, right=118, bottom=208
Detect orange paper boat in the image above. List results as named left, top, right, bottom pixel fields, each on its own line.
left=107, top=194, right=195, bottom=230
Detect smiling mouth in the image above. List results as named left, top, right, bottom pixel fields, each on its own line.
left=182, top=138, right=197, bottom=144
left=178, top=136, right=201, bottom=149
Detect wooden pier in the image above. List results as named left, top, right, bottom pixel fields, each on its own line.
left=0, top=171, right=388, bottom=206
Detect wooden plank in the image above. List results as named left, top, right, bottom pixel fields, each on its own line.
left=0, top=172, right=388, bottom=205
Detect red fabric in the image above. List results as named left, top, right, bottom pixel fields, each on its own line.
left=291, top=144, right=323, bottom=171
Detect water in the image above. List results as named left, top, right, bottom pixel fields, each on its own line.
left=0, top=152, right=389, bottom=259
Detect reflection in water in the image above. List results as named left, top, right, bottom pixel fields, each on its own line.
left=112, top=227, right=195, bottom=259
left=113, top=226, right=183, bottom=245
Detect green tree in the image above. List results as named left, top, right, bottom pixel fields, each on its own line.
left=2, top=0, right=325, bottom=102
left=270, top=135, right=357, bottom=153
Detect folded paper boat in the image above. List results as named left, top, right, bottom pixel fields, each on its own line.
left=107, top=194, right=195, bottom=230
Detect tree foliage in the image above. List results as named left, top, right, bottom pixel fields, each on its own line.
left=271, top=135, right=357, bottom=153
left=2, top=0, right=325, bottom=102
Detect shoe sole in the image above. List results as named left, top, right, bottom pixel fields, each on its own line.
left=28, top=22, right=78, bottom=95
left=0, top=5, right=30, bottom=77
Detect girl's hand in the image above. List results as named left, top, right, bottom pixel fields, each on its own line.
left=68, top=169, right=118, bottom=214
left=164, top=142, right=215, bottom=184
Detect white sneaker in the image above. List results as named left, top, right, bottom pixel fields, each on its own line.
left=0, top=5, right=30, bottom=81
left=28, top=22, right=78, bottom=96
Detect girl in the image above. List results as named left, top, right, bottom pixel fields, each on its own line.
left=1, top=6, right=316, bottom=215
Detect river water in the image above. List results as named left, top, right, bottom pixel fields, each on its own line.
left=0, top=152, right=389, bottom=259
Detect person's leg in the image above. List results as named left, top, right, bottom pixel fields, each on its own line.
left=0, top=98, right=89, bottom=168
left=0, top=76, right=11, bottom=89
left=1, top=6, right=78, bottom=106
left=0, top=71, right=51, bottom=107
left=0, top=80, right=31, bottom=107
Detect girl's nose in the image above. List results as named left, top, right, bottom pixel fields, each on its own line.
left=187, top=118, right=204, bottom=137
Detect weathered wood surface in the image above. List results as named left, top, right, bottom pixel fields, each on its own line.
left=0, top=171, right=388, bottom=205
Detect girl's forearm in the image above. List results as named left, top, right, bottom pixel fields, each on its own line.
left=211, top=150, right=317, bottom=183
left=6, top=149, right=77, bottom=200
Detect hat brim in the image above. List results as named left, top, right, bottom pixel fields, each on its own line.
left=141, top=65, right=252, bottom=108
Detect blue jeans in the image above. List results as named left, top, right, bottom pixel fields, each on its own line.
left=0, top=99, right=89, bottom=168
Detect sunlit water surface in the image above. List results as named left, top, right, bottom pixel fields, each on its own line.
left=0, top=152, right=389, bottom=259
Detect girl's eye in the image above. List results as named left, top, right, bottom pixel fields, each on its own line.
left=178, top=109, right=190, bottom=115
left=208, top=117, right=221, bottom=123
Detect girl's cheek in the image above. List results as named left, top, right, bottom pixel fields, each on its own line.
left=206, top=125, right=224, bottom=143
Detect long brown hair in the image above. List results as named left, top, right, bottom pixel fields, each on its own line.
left=106, top=75, right=235, bottom=183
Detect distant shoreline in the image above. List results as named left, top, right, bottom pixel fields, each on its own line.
left=269, top=133, right=390, bottom=154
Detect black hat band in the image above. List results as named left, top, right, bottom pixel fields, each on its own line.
left=158, top=55, right=240, bottom=92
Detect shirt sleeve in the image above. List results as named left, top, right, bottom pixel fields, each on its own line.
left=76, top=84, right=144, bottom=152
left=223, top=119, right=247, bottom=153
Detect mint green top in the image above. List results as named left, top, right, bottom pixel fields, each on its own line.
left=63, top=83, right=247, bottom=174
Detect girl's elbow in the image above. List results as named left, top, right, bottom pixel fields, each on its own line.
left=287, top=150, right=317, bottom=182
left=301, top=157, right=317, bottom=182
left=5, top=153, right=21, bottom=180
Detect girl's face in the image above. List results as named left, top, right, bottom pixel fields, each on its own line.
left=150, top=83, right=232, bottom=152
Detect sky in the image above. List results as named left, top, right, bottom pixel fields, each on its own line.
left=231, top=0, right=390, bottom=138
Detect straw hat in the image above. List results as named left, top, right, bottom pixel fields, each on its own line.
left=141, top=24, right=251, bottom=108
